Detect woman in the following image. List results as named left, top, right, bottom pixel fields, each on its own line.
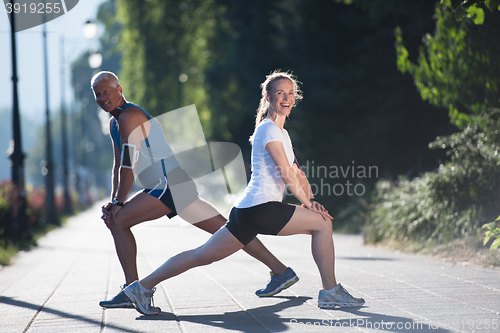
left=123, top=71, right=365, bottom=315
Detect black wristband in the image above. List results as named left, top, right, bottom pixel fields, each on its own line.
left=112, top=198, right=124, bottom=206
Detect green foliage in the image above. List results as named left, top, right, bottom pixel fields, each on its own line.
left=116, top=0, right=218, bottom=130
left=367, top=110, right=500, bottom=244
left=0, top=181, right=48, bottom=265
left=0, top=181, right=14, bottom=243
left=443, top=0, right=500, bottom=23
left=0, top=245, right=17, bottom=266
left=109, top=0, right=457, bottom=224
left=482, top=217, right=500, bottom=250
left=345, top=0, right=500, bottom=249
left=0, top=182, right=45, bottom=243
left=395, top=1, right=500, bottom=127
left=206, top=0, right=449, bottom=169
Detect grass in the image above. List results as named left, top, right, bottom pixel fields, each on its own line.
left=0, top=245, right=17, bottom=266
left=0, top=215, right=71, bottom=266
left=367, top=234, right=500, bottom=268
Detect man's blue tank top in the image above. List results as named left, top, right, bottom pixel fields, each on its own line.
left=111, top=103, right=180, bottom=188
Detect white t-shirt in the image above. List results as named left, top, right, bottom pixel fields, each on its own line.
left=234, top=117, right=295, bottom=208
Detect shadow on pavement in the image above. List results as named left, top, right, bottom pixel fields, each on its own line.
left=300, top=307, right=452, bottom=332
left=0, top=296, right=143, bottom=333
left=136, top=296, right=313, bottom=332
left=135, top=295, right=453, bottom=333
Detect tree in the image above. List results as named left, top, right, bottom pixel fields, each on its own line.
left=116, top=0, right=218, bottom=130
left=357, top=0, right=500, bottom=246
left=395, top=0, right=500, bottom=127
left=206, top=0, right=453, bottom=178
left=111, top=0, right=457, bottom=224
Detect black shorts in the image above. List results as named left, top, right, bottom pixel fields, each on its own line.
left=225, top=202, right=296, bottom=245
left=143, top=168, right=199, bottom=218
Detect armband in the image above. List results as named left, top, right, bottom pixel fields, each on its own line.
left=121, top=143, right=139, bottom=169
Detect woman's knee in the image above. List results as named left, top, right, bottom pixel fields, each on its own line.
left=311, top=216, right=333, bottom=234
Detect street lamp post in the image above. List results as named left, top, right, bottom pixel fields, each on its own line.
left=73, top=19, right=100, bottom=207
left=8, top=0, right=30, bottom=241
left=42, top=20, right=59, bottom=225
left=60, top=36, right=73, bottom=214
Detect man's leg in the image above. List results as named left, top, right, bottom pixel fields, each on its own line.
left=100, top=191, right=173, bottom=308
left=110, top=192, right=173, bottom=284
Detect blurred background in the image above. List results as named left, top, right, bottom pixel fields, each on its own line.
left=1, top=0, right=499, bottom=263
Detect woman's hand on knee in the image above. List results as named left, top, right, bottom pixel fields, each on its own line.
left=303, top=200, right=333, bottom=221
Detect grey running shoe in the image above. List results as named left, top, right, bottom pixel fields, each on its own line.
left=99, top=285, right=134, bottom=308
left=255, top=267, right=299, bottom=297
left=318, top=283, right=365, bottom=308
left=123, top=281, right=161, bottom=315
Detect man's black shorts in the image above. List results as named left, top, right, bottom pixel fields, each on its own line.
left=143, top=167, right=199, bottom=218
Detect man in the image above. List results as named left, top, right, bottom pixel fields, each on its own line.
left=92, top=71, right=299, bottom=308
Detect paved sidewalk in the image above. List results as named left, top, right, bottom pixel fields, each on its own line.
left=0, top=201, right=499, bottom=333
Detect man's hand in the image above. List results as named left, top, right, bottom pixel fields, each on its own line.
left=101, top=202, right=122, bottom=229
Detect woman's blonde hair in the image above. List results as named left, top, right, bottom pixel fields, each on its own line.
left=249, top=70, right=303, bottom=144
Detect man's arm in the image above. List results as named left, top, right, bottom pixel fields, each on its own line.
left=107, top=107, right=149, bottom=224
left=102, top=118, right=122, bottom=228
left=110, top=118, right=120, bottom=201
left=113, top=107, right=149, bottom=203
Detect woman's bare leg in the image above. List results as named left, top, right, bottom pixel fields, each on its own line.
left=140, top=227, right=244, bottom=289
left=277, top=206, right=336, bottom=290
